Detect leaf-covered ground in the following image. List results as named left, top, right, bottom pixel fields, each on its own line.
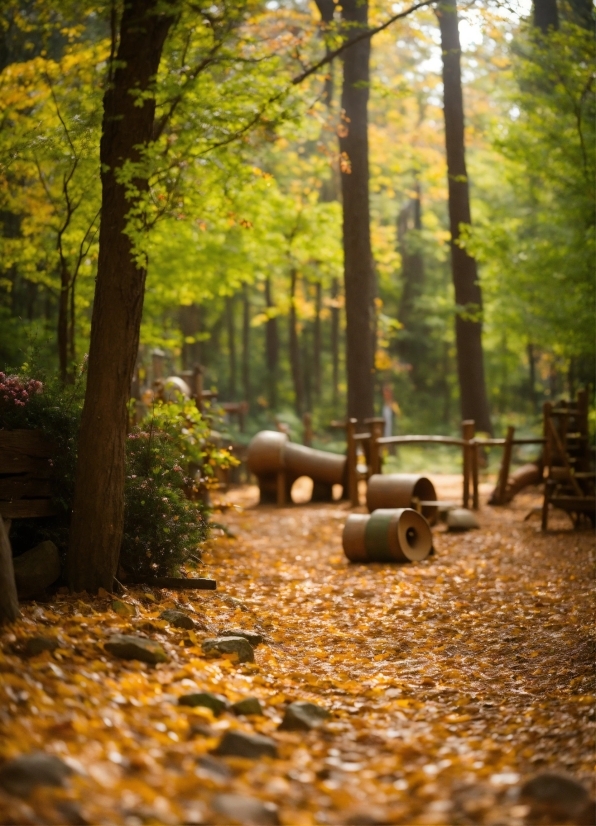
left=1, top=479, right=594, bottom=825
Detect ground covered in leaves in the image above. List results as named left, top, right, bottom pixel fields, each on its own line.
left=0, top=479, right=594, bottom=825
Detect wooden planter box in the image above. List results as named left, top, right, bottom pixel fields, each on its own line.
left=0, top=430, right=56, bottom=519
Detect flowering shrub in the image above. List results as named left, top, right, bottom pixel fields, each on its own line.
left=0, top=372, right=43, bottom=409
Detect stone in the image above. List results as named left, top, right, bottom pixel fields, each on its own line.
left=179, top=691, right=228, bottom=715
left=446, top=508, right=480, bottom=531
left=278, top=701, right=330, bottom=731
left=111, top=599, right=137, bottom=617
left=0, top=752, right=72, bottom=797
left=211, top=793, right=280, bottom=825
left=23, top=636, right=59, bottom=657
left=202, top=636, right=254, bottom=663
left=12, top=541, right=60, bottom=598
left=219, top=628, right=262, bottom=647
left=213, top=730, right=278, bottom=760
left=232, top=697, right=264, bottom=716
left=160, top=609, right=196, bottom=630
left=519, top=772, right=594, bottom=823
left=196, top=755, right=232, bottom=780
left=104, top=634, right=168, bottom=664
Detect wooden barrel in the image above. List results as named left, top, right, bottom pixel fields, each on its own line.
left=366, top=474, right=438, bottom=525
left=343, top=508, right=432, bottom=563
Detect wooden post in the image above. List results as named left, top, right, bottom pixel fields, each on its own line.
left=472, top=437, right=479, bottom=510
left=192, top=364, right=203, bottom=412
left=364, top=418, right=385, bottom=476
left=462, top=420, right=475, bottom=508
left=276, top=470, right=287, bottom=507
left=303, top=412, right=313, bottom=447
left=346, top=418, right=359, bottom=507
left=541, top=402, right=552, bottom=530
left=0, top=517, right=20, bottom=624
left=496, top=426, right=515, bottom=505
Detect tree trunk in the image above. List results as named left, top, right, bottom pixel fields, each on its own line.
left=57, top=266, right=69, bottom=383
left=533, top=0, right=558, bottom=32
left=340, top=0, right=375, bottom=423
left=397, top=181, right=426, bottom=384
left=313, top=280, right=322, bottom=403
left=264, top=277, right=279, bottom=410
left=67, top=0, right=173, bottom=593
left=289, top=269, right=305, bottom=416
left=331, top=276, right=340, bottom=407
left=437, top=0, right=492, bottom=433
left=527, top=342, right=538, bottom=413
left=241, top=283, right=251, bottom=407
left=180, top=304, right=202, bottom=370
left=225, top=294, right=237, bottom=400
left=0, top=518, right=19, bottom=625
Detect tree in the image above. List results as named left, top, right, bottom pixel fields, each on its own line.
left=67, top=0, right=175, bottom=591
left=436, top=0, right=492, bottom=432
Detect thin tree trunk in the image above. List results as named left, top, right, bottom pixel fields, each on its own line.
left=180, top=304, right=202, bottom=370
left=331, top=276, right=340, bottom=407
left=0, top=518, right=19, bottom=625
left=57, top=267, right=69, bottom=383
left=67, top=0, right=173, bottom=593
left=533, top=0, right=558, bottom=32
left=527, top=342, right=538, bottom=414
left=264, top=277, right=279, bottom=410
left=340, top=0, right=375, bottom=423
left=226, top=294, right=237, bottom=400
left=289, top=269, right=305, bottom=416
left=68, top=276, right=76, bottom=367
left=397, top=180, right=425, bottom=384
left=242, top=283, right=251, bottom=407
left=437, top=0, right=492, bottom=433
left=313, top=280, right=322, bottom=402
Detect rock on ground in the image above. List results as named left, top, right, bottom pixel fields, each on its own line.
left=0, top=753, right=72, bottom=797
left=213, top=730, right=277, bottom=759
left=232, top=697, right=263, bottom=716
left=211, top=793, right=280, bottom=825
left=202, top=636, right=254, bottom=663
left=178, top=691, right=229, bottom=715
left=218, top=628, right=262, bottom=646
left=519, top=772, right=595, bottom=824
left=160, top=609, right=196, bottom=629
left=278, top=701, right=330, bottom=731
left=446, top=508, right=480, bottom=531
left=12, top=541, right=60, bottom=598
left=103, top=634, right=168, bottom=664
left=23, top=636, right=59, bottom=657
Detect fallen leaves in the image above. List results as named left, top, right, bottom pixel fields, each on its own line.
left=0, top=485, right=594, bottom=824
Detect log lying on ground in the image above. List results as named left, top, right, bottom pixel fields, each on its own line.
left=343, top=508, right=432, bottom=563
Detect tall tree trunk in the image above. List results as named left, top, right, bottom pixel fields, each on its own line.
left=264, top=277, right=279, bottom=410
left=57, top=272, right=69, bottom=384
left=527, top=342, right=538, bottom=414
left=67, top=0, right=173, bottom=593
left=289, top=269, right=305, bottom=416
left=330, top=276, right=340, bottom=407
left=180, top=304, right=202, bottom=370
left=533, top=0, right=558, bottom=32
left=340, top=0, right=375, bottom=423
left=313, top=280, right=322, bottom=403
left=396, top=180, right=426, bottom=385
left=437, top=0, right=492, bottom=433
left=226, top=294, right=237, bottom=400
left=241, top=283, right=251, bottom=407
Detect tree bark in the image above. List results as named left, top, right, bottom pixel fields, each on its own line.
left=330, top=276, right=340, bottom=406
left=180, top=304, right=202, bottom=370
left=289, top=268, right=305, bottom=416
left=533, top=0, right=559, bottom=32
left=396, top=180, right=426, bottom=385
left=225, top=294, right=237, bottom=400
left=264, top=277, right=279, bottom=410
left=0, top=518, right=19, bottom=625
left=437, top=0, right=492, bottom=433
left=241, top=283, right=251, bottom=407
left=340, top=0, right=376, bottom=423
left=313, top=280, right=322, bottom=402
left=67, top=0, right=173, bottom=593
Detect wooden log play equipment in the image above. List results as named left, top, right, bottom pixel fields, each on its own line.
left=366, top=473, right=438, bottom=525
left=247, top=430, right=347, bottom=505
left=343, top=508, right=432, bottom=563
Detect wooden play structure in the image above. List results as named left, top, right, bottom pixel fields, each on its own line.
left=342, top=508, right=432, bottom=563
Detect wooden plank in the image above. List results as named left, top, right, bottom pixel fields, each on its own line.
left=0, top=454, right=53, bottom=475
left=377, top=435, right=466, bottom=447
left=0, top=499, right=58, bottom=519
left=130, top=577, right=216, bottom=590
left=0, top=477, right=52, bottom=499
left=0, top=430, right=55, bottom=457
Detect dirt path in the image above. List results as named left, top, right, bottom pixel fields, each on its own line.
left=0, top=483, right=593, bottom=824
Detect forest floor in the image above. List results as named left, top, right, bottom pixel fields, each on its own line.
left=0, top=478, right=594, bottom=825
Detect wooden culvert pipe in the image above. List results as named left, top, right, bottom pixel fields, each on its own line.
left=366, top=474, right=438, bottom=525
left=342, top=508, right=432, bottom=563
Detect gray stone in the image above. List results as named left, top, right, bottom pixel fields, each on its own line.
left=211, top=793, right=280, bottom=825
left=232, top=697, right=264, bottom=716
left=24, top=636, right=59, bottom=657
left=179, top=691, right=228, bottom=715
left=278, top=701, right=330, bottom=731
left=104, top=634, right=168, bottom=664
left=0, top=752, right=72, bottom=797
left=196, top=755, right=232, bottom=780
left=202, top=635, right=254, bottom=663
left=13, top=541, right=60, bottom=598
left=213, top=730, right=278, bottom=760
left=160, top=609, right=196, bottom=630
left=219, top=628, right=262, bottom=647
left=519, top=772, right=594, bottom=823
left=446, top=508, right=480, bottom=531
